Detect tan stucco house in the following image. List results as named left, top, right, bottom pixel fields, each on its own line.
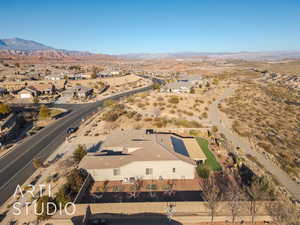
left=80, top=130, right=206, bottom=182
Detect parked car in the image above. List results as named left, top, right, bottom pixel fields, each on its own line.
left=66, top=127, right=78, bottom=134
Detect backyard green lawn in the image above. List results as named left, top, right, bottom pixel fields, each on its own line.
left=196, top=137, right=222, bottom=171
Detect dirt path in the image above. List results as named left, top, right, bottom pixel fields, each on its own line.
left=208, top=86, right=300, bottom=202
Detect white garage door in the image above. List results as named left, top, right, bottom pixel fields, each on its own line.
left=20, top=93, right=32, bottom=98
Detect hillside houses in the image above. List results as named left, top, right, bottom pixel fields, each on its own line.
left=177, top=75, right=204, bottom=85
left=161, top=81, right=194, bottom=93
left=161, top=75, right=205, bottom=93
left=61, top=85, right=93, bottom=100
left=260, top=71, right=300, bottom=90
left=18, top=83, right=55, bottom=99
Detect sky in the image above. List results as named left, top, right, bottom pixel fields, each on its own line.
left=0, top=0, right=300, bottom=54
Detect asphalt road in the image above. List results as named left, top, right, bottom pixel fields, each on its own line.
left=0, top=84, right=154, bottom=206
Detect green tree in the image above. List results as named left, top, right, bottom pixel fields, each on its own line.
left=0, top=103, right=11, bottom=115
left=38, top=105, right=50, bottom=120
left=67, top=168, right=86, bottom=192
left=196, top=164, right=211, bottom=179
left=55, top=184, right=72, bottom=207
left=212, top=126, right=218, bottom=133
left=32, top=158, right=44, bottom=169
left=152, top=83, right=161, bottom=90
left=190, top=87, right=195, bottom=94
left=90, top=72, right=97, bottom=79
left=33, top=96, right=39, bottom=104
left=72, top=144, right=87, bottom=163
left=212, top=79, right=219, bottom=85
left=36, top=196, right=55, bottom=221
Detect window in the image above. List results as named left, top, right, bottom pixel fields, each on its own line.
left=146, top=168, right=153, bottom=175
left=172, top=168, right=176, bottom=173
left=113, top=168, right=120, bottom=176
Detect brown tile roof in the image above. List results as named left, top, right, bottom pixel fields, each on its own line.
left=79, top=129, right=196, bottom=170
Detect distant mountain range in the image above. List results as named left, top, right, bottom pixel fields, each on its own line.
left=0, top=37, right=95, bottom=58
left=0, top=37, right=54, bottom=51
left=1, top=37, right=300, bottom=61
left=121, top=51, right=300, bottom=61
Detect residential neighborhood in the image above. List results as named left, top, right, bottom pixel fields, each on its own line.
left=1, top=1, right=300, bottom=224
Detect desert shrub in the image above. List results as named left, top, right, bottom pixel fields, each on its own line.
left=38, top=105, right=50, bottom=120
left=103, top=99, right=117, bottom=107
left=168, top=96, right=179, bottom=104
left=137, top=102, right=145, bottom=108
left=157, top=96, right=164, bottom=101
left=102, top=111, right=120, bottom=121
left=127, top=111, right=137, bottom=118
left=127, top=96, right=135, bottom=103
left=201, top=112, right=208, bottom=118
left=32, top=158, right=44, bottom=169
left=212, top=126, right=218, bottom=133
left=196, top=164, right=211, bottom=179
left=146, top=184, right=157, bottom=190
left=0, top=103, right=10, bottom=115
left=102, top=104, right=126, bottom=121
left=257, top=142, right=272, bottom=153
left=172, top=119, right=201, bottom=128
left=152, top=83, right=161, bottom=90
left=189, top=130, right=200, bottom=136
left=73, top=144, right=87, bottom=163
left=154, top=118, right=168, bottom=128
left=186, top=111, right=194, bottom=116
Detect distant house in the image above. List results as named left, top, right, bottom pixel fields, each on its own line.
left=177, top=75, right=204, bottom=85
left=45, top=74, right=64, bottom=81
left=98, top=73, right=114, bottom=78
left=161, top=81, right=194, bottom=93
left=73, top=85, right=93, bottom=98
left=19, top=88, right=36, bottom=99
left=18, top=83, right=55, bottom=98
left=28, top=83, right=55, bottom=95
left=68, top=73, right=90, bottom=80
left=79, top=129, right=206, bottom=182
left=61, top=85, right=93, bottom=99
left=110, top=71, right=120, bottom=75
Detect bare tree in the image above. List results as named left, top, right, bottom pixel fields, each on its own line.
left=245, top=176, right=271, bottom=224
left=163, top=180, right=176, bottom=197
left=128, top=179, right=143, bottom=199
left=267, top=194, right=300, bottom=225
left=226, top=169, right=245, bottom=223
left=199, top=173, right=223, bottom=223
